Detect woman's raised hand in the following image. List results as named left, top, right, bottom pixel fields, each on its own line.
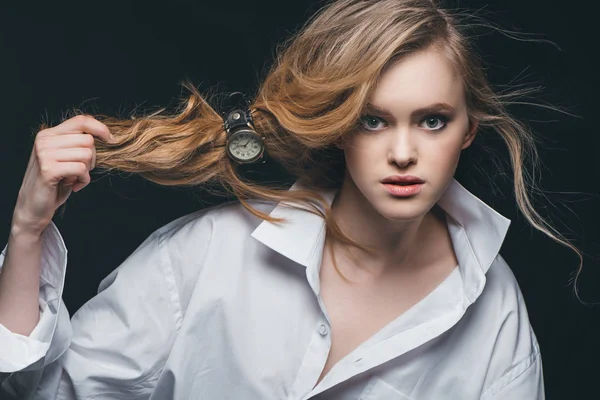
left=12, top=115, right=114, bottom=237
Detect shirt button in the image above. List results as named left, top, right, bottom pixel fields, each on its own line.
left=318, top=324, right=328, bottom=336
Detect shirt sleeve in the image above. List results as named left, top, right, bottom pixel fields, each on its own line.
left=0, top=221, right=71, bottom=397
left=0, top=220, right=182, bottom=399
left=481, top=344, right=545, bottom=400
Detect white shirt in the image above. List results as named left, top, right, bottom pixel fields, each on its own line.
left=0, top=178, right=544, bottom=399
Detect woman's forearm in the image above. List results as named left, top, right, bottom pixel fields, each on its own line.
left=0, top=221, right=43, bottom=337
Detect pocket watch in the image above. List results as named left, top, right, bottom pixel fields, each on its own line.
left=222, top=93, right=266, bottom=164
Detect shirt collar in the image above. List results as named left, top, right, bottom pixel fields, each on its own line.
left=250, top=178, right=511, bottom=302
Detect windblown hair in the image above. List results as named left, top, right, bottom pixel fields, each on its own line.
left=48, top=0, right=585, bottom=297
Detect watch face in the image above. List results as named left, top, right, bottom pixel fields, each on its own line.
left=228, top=131, right=263, bottom=162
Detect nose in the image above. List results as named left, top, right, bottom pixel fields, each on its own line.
left=387, top=127, right=417, bottom=167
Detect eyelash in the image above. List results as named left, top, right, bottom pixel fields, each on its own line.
left=357, top=114, right=450, bottom=132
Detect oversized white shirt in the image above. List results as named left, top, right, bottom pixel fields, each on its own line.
left=0, top=178, right=543, bottom=399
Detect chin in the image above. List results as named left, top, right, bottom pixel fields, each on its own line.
left=380, top=209, right=427, bottom=222
left=372, top=199, right=429, bottom=222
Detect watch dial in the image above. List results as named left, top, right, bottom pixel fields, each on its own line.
left=229, top=132, right=262, bottom=161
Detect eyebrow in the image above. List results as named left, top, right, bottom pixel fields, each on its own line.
left=365, top=102, right=456, bottom=119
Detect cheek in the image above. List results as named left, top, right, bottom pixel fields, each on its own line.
left=422, top=133, right=463, bottom=172
left=343, top=141, right=377, bottom=168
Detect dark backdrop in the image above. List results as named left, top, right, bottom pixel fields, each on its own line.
left=1, top=1, right=598, bottom=398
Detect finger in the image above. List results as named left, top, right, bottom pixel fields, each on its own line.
left=50, top=148, right=95, bottom=171
left=36, top=134, right=97, bottom=169
left=91, top=145, right=96, bottom=170
left=71, top=172, right=92, bottom=192
left=42, top=161, right=89, bottom=186
left=36, top=133, right=96, bottom=150
left=42, top=115, right=114, bottom=143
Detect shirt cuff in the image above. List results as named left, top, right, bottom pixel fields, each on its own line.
left=0, top=220, right=68, bottom=372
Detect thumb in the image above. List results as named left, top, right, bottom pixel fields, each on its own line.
left=62, top=176, right=78, bottom=186
left=56, top=181, right=73, bottom=207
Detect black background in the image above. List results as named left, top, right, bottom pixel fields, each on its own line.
left=0, top=1, right=598, bottom=398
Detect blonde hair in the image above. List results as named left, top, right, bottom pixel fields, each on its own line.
left=47, top=0, right=585, bottom=299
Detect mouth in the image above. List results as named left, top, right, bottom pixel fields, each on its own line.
left=381, top=181, right=424, bottom=197
left=381, top=176, right=425, bottom=185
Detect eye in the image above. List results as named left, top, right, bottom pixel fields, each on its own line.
left=419, top=115, right=448, bottom=131
left=357, top=114, right=450, bottom=132
left=358, top=115, right=386, bottom=132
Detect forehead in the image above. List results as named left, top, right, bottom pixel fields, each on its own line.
left=371, top=46, right=465, bottom=109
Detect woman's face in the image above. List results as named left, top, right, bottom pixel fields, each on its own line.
left=339, top=45, right=477, bottom=222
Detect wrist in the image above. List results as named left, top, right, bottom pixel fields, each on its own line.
left=10, top=213, right=47, bottom=242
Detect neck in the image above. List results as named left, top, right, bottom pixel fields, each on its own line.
left=328, top=177, right=446, bottom=281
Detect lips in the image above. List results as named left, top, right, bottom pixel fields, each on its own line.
left=381, top=175, right=424, bottom=185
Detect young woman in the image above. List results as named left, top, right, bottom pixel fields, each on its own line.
left=0, top=0, right=581, bottom=398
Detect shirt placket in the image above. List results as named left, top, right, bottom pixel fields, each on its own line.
left=287, top=230, right=333, bottom=400
left=286, top=316, right=331, bottom=400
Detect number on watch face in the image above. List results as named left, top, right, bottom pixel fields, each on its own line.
left=230, top=132, right=261, bottom=160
